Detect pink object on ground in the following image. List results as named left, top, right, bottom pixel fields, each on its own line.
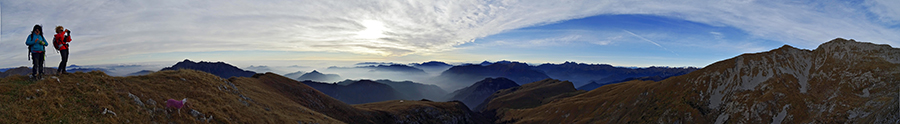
left=166, top=98, right=186, bottom=109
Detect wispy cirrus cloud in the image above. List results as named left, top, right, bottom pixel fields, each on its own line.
left=1, top=0, right=898, bottom=67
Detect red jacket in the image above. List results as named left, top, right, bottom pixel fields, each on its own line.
left=53, top=33, right=71, bottom=50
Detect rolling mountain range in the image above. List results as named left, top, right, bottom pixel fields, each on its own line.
left=160, top=59, right=256, bottom=78
left=411, top=61, right=454, bottom=75
left=536, top=62, right=699, bottom=90
left=433, top=62, right=548, bottom=91
left=431, top=60, right=698, bottom=91
left=500, top=38, right=900, bottom=123
left=327, top=64, right=428, bottom=75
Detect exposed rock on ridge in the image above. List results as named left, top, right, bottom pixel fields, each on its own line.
left=501, top=38, right=900, bottom=123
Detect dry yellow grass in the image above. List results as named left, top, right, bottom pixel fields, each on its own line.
left=0, top=69, right=340, bottom=123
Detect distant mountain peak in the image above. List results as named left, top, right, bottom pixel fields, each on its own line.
left=297, top=70, right=341, bottom=82
left=160, top=59, right=256, bottom=78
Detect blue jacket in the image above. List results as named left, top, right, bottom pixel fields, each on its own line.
left=25, top=33, right=48, bottom=52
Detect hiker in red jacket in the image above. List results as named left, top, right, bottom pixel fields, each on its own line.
left=53, top=26, right=72, bottom=74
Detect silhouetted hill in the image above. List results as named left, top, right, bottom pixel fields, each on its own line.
left=0, top=67, right=58, bottom=78
left=243, top=65, right=274, bottom=73
left=302, top=80, right=402, bottom=104
left=282, top=71, right=305, bottom=79
left=501, top=38, right=900, bottom=123
left=67, top=67, right=110, bottom=73
left=296, top=70, right=342, bottom=82
left=125, top=70, right=155, bottom=76
left=434, top=62, right=549, bottom=91
left=412, top=61, right=452, bottom=67
left=445, top=77, right=520, bottom=110
left=159, top=59, right=256, bottom=78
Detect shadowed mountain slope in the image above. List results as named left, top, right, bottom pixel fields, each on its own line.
left=476, top=79, right=584, bottom=113
left=446, top=77, right=520, bottom=110
left=337, top=79, right=448, bottom=100
left=500, top=38, right=900, bottom=123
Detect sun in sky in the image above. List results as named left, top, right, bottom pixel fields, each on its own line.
left=356, top=20, right=389, bottom=39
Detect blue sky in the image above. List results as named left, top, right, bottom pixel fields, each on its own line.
left=2, top=0, right=899, bottom=69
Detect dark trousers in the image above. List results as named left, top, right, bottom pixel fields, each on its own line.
left=58, top=49, right=69, bottom=73
left=31, top=52, right=44, bottom=77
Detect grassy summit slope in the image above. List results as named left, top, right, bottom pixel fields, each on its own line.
left=0, top=69, right=340, bottom=123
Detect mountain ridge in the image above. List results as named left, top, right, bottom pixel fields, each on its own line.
left=160, top=59, right=256, bottom=78
left=500, top=38, right=900, bottom=123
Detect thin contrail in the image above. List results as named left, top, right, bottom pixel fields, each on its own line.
left=623, top=30, right=679, bottom=56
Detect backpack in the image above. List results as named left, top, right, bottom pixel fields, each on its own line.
left=53, top=34, right=68, bottom=50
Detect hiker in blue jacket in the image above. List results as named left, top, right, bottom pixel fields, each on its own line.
left=26, top=24, right=48, bottom=80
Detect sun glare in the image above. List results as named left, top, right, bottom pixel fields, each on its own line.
left=357, top=20, right=388, bottom=39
